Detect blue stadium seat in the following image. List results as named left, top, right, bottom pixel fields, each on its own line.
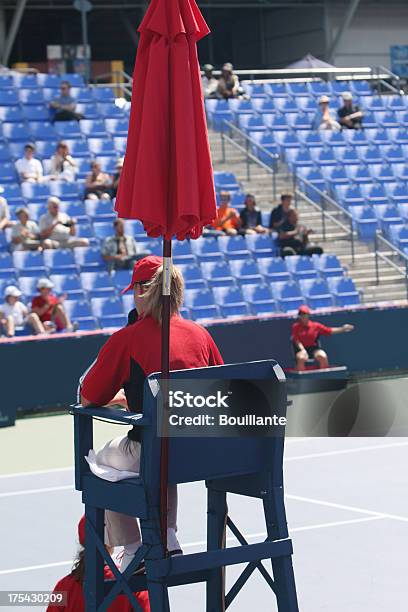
left=334, top=184, right=365, bottom=209
left=2, top=122, right=28, bottom=142
left=49, top=273, right=85, bottom=299
left=288, top=111, right=314, bottom=130
left=257, top=257, right=290, bottom=281
left=97, top=156, right=117, bottom=174
left=75, top=223, right=96, bottom=241
left=310, top=146, right=337, bottom=166
left=58, top=73, right=84, bottom=87
left=344, top=163, right=372, bottom=184
left=270, top=280, right=304, bottom=312
left=238, top=115, right=266, bottom=133
left=386, top=181, right=408, bottom=204
left=59, top=138, right=89, bottom=157
left=18, top=276, right=41, bottom=299
left=311, top=254, right=344, bottom=278
left=365, top=128, right=391, bottom=145
left=43, top=249, right=77, bottom=274
left=201, top=261, right=234, bottom=287
left=142, top=239, right=161, bottom=256
left=21, top=104, right=49, bottom=121
left=183, top=287, right=219, bottom=320
left=229, top=259, right=262, bottom=285
left=0, top=142, right=11, bottom=162
left=21, top=182, right=51, bottom=203
left=80, top=271, right=115, bottom=298
left=365, top=96, right=386, bottom=112
left=13, top=251, right=46, bottom=277
left=241, top=82, right=266, bottom=98
left=356, top=145, right=382, bottom=163
left=308, top=81, right=330, bottom=96
left=36, top=73, right=61, bottom=88
left=333, top=146, right=359, bottom=165
left=29, top=121, right=57, bottom=141
left=368, top=163, right=395, bottom=183
left=383, top=144, right=405, bottom=163
left=80, top=119, right=107, bottom=138
left=295, top=96, right=317, bottom=112
left=393, top=164, right=408, bottom=182
left=0, top=106, right=24, bottom=122
left=0, top=89, right=19, bottom=106
left=351, top=205, right=378, bottom=240
left=357, top=110, right=376, bottom=128
left=18, top=88, right=45, bottom=105
left=241, top=283, right=276, bottom=315
left=286, top=82, right=308, bottom=97
left=63, top=299, right=98, bottom=330
left=190, top=237, right=223, bottom=262
left=87, top=137, right=116, bottom=157
left=33, top=140, right=57, bottom=159
left=213, top=171, right=240, bottom=192
left=330, top=80, right=351, bottom=95
left=273, top=98, right=298, bottom=113
left=0, top=162, right=17, bottom=183
left=286, top=255, right=319, bottom=280
left=0, top=252, right=16, bottom=278
left=296, top=166, right=326, bottom=193
left=250, top=132, right=278, bottom=164
left=297, top=131, right=322, bottom=148
left=273, top=131, right=300, bottom=149
left=251, top=98, right=275, bottom=115
left=104, top=118, right=129, bottom=137
left=0, top=231, right=9, bottom=250
left=373, top=204, right=402, bottom=233
left=230, top=191, right=247, bottom=208
left=74, top=246, right=105, bottom=272
left=1, top=183, right=22, bottom=204
left=0, top=75, right=14, bottom=88
left=213, top=286, right=250, bottom=318
left=75, top=157, right=93, bottom=179
left=93, top=87, right=115, bottom=102
left=360, top=183, right=387, bottom=204
left=171, top=240, right=195, bottom=264
left=49, top=181, right=80, bottom=200
left=398, top=203, right=408, bottom=221
left=0, top=277, right=18, bottom=295
left=112, top=269, right=132, bottom=290
left=76, top=103, right=100, bottom=119
left=218, top=235, right=250, bottom=260
left=319, top=131, right=346, bottom=148
left=350, top=81, right=372, bottom=96
left=327, top=276, right=360, bottom=307
left=388, top=224, right=408, bottom=249
left=177, top=263, right=206, bottom=289
left=374, top=111, right=399, bottom=128
left=299, top=278, right=333, bottom=309
left=113, top=136, right=127, bottom=154
left=388, top=127, right=408, bottom=145
left=263, top=113, right=288, bottom=131
left=245, top=233, right=278, bottom=258
left=85, top=199, right=116, bottom=221
left=285, top=147, right=313, bottom=168
left=91, top=296, right=126, bottom=328
left=97, top=103, right=125, bottom=119
left=264, top=82, right=288, bottom=97
left=71, top=87, right=94, bottom=103
left=342, top=129, right=369, bottom=146
left=123, top=219, right=145, bottom=237
left=54, top=120, right=82, bottom=138
left=387, top=95, right=407, bottom=110
left=205, top=99, right=233, bottom=131
left=60, top=201, right=88, bottom=221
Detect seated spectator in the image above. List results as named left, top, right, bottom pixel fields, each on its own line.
left=239, top=194, right=267, bottom=234
left=278, top=208, right=323, bottom=257
left=201, top=63, right=218, bottom=98
left=269, top=193, right=293, bottom=231
left=31, top=278, right=73, bottom=333
left=0, top=196, right=11, bottom=231
left=50, top=81, right=84, bottom=122
left=11, top=207, right=41, bottom=251
left=0, top=285, right=43, bottom=337
left=312, top=95, right=341, bottom=131
left=102, top=219, right=148, bottom=271
left=212, top=191, right=240, bottom=235
left=111, top=157, right=124, bottom=199
left=47, top=516, right=150, bottom=612
left=48, top=141, right=78, bottom=182
left=15, top=143, right=43, bottom=183
left=84, top=160, right=112, bottom=200
left=337, top=91, right=364, bottom=129
left=39, top=197, right=89, bottom=250
left=217, top=63, right=241, bottom=99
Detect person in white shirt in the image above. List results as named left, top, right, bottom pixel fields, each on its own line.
left=201, top=63, right=218, bottom=98
left=15, top=143, right=44, bottom=183
left=0, top=196, right=11, bottom=231
left=39, top=197, right=89, bottom=249
left=11, top=207, right=41, bottom=251
left=0, top=286, right=43, bottom=337
left=48, top=141, right=78, bottom=183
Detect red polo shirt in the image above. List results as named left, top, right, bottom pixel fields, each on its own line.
left=291, top=320, right=332, bottom=348
left=81, top=314, right=224, bottom=407
left=31, top=294, right=66, bottom=330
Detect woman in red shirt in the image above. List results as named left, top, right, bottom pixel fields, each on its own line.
left=79, top=256, right=224, bottom=573
left=291, top=305, right=354, bottom=371
left=47, top=516, right=150, bottom=612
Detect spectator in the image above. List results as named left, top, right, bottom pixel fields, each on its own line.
left=217, top=62, right=241, bottom=99
left=50, top=81, right=84, bottom=122
left=11, top=207, right=41, bottom=251
left=84, top=160, right=112, bottom=200
left=111, top=157, right=124, bottom=199
left=212, top=191, right=240, bottom=235
left=47, top=516, right=150, bottom=612
left=15, top=143, right=43, bottom=183
left=201, top=64, right=218, bottom=98
left=102, top=219, right=148, bottom=271
left=48, top=141, right=78, bottom=182
left=0, top=196, right=11, bottom=231
left=0, top=285, right=43, bottom=337
left=278, top=208, right=323, bottom=257
left=311, top=95, right=341, bottom=131
left=39, top=197, right=89, bottom=250
left=31, top=278, right=73, bottom=333
left=239, top=194, right=267, bottom=234
left=337, top=91, right=364, bottom=129
left=269, top=193, right=293, bottom=231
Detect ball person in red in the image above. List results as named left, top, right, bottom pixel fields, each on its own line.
left=79, top=256, right=224, bottom=571
left=292, top=305, right=354, bottom=371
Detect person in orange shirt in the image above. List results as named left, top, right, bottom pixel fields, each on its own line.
left=212, top=191, right=240, bottom=235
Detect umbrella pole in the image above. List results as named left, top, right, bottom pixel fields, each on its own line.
left=160, top=238, right=172, bottom=555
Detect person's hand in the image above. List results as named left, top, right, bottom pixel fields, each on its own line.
left=343, top=324, right=354, bottom=332
left=107, top=389, right=128, bottom=409
left=306, top=228, right=314, bottom=235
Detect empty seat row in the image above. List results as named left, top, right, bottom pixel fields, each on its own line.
left=0, top=118, right=129, bottom=142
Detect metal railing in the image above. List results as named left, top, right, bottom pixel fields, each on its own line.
left=208, top=66, right=395, bottom=84
left=91, top=70, right=133, bottom=99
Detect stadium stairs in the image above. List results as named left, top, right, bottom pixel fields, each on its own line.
left=208, top=128, right=408, bottom=304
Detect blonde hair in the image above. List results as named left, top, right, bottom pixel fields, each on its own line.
left=138, top=264, right=184, bottom=323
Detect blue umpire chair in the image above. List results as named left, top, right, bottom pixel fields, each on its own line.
left=73, top=360, right=298, bottom=611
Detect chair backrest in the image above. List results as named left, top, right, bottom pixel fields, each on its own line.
left=141, top=360, right=287, bottom=488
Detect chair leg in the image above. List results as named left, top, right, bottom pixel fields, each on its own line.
left=84, top=505, right=105, bottom=612
left=263, top=492, right=299, bottom=612
left=206, top=488, right=227, bottom=612
left=141, top=513, right=170, bottom=612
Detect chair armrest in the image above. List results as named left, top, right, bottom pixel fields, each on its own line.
left=71, top=404, right=150, bottom=427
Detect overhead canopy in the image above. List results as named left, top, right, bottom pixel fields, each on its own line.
left=286, top=53, right=336, bottom=70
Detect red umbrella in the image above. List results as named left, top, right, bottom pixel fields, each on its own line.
left=114, top=0, right=216, bottom=552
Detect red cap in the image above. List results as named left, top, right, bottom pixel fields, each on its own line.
left=121, top=255, right=163, bottom=294
left=298, top=304, right=311, bottom=314
left=78, top=515, right=85, bottom=546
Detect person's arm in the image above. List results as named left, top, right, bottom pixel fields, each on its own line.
left=39, top=218, right=59, bottom=239
left=85, top=173, right=97, bottom=188
left=291, top=326, right=305, bottom=352
left=68, top=217, right=76, bottom=236
left=101, top=238, right=124, bottom=263
left=231, top=74, right=240, bottom=95
left=279, top=227, right=298, bottom=239
left=31, top=297, right=52, bottom=317
left=330, top=324, right=354, bottom=334
left=36, top=160, right=44, bottom=181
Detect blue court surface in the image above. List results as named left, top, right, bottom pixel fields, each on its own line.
left=1, top=408, right=407, bottom=611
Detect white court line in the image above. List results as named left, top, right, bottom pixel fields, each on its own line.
left=0, top=485, right=74, bottom=499
left=285, top=441, right=408, bottom=462
left=287, top=494, right=408, bottom=523
left=0, top=515, right=383, bottom=577
left=0, top=467, right=73, bottom=479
